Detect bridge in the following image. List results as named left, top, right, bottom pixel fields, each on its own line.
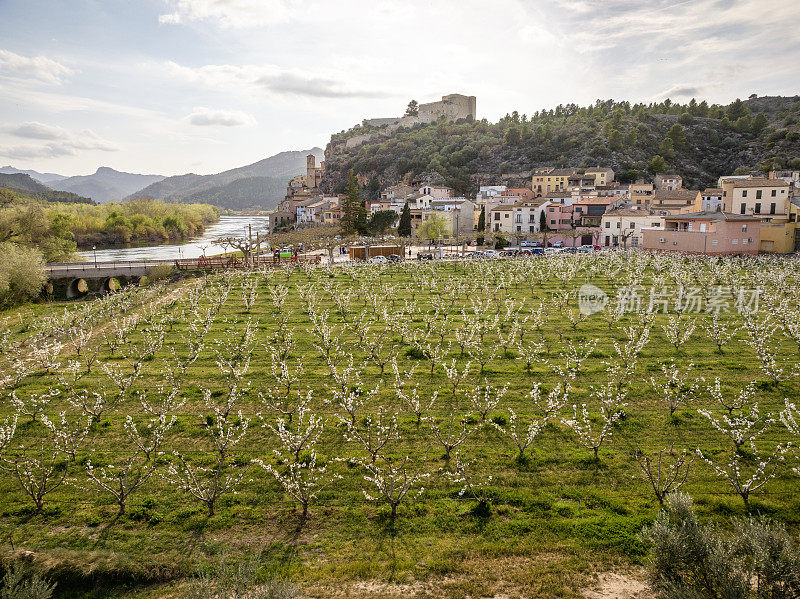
left=45, top=254, right=322, bottom=298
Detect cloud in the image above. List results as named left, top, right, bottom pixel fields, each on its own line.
left=187, top=107, right=256, bottom=126
left=655, top=84, right=703, bottom=100
left=159, top=0, right=298, bottom=28
left=0, top=49, right=72, bottom=84
left=6, top=122, right=67, bottom=140
left=164, top=61, right=392, bottom=99
left=0, top=122, right=118, bottom=159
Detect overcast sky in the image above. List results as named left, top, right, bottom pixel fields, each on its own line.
left=1, top=0, right=798, bottom=177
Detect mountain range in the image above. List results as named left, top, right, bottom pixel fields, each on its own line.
left=127, top=148, right=324, bottom=210
left=0, top=165, right=67, bottom=184
left=0, top=173, right=93, bottom=204
left=48, top=167, right=165, bottom=204
left=1, top=147, right=323, bottom=210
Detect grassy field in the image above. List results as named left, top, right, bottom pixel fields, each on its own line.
left=0, top=252, right=798, bottom=598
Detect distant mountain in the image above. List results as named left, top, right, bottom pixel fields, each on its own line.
left=0, top=173, right=93, bottom=204
left=49, top=166, right=165, bottom=203
left=181, top=176, right=289, bottom=211
left=128, top=148, right=324, bottom=210
left=0, top=165, right=67, bottom=184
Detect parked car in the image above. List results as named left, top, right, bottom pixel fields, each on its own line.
left=561, top=247, right=578, bottom=253
left=483, top=249, right=500, bottom=259
left=530, top=248, right=544, bottom=255
left=369, top=255, right=388, bottom=264
left=544, top=247, right=560, bottom=254
left=387, top=254, right=402, bottom=262
left=578, top=245, right=595, bottom=253
left=552, top=241, right=564, bottom=248
left=531, top=241, right=543, bottom=248
left=417, top=252, right=434, bottom=261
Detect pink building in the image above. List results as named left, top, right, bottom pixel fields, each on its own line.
left=642, top=212, right=761, bottom=255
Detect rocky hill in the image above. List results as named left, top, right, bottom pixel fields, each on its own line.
left=0, top=173, right=93, bottom=204
left=48, top=166, right=165, bottom=203
left=321, top=96, right=800, bottom=194
left=129, top=148, right=324, bottom=210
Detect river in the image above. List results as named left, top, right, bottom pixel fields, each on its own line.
left=75, top=215, right=272, bottom=262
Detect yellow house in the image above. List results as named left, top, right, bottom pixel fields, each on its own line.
left=650, top=189, right=703, bottom=212
left=584, top=167, right=615, bottom=187
left=532, top=168, right=577, bottom=196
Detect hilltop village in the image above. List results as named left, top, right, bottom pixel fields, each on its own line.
left=267, top=95, right=800, bottom=255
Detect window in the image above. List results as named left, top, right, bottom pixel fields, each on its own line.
left=742, top=190, right=748, bottom=197
left=515, top=214, right=522, bottom=223
left=517, top=226, right=521, bottom=232
left=756, top=190, right=762, bottom=199
left=732, top=239, right=738, bottom=244
left=494, top=213, right=500, bottom=220
left=770, top=203, right=776, bottom=215
left=742, top=238, right=748, bottom=244
left=530, top=226, right=535, bottom=232
left=529, top=215, right=535, bottom=223
left=740, top=202, right=747, bottom=214
left=755, top=202, right=761, bottom=214
left=616, top=221, right=621, bottom=228
left=550, top=220, right=556, bottom=225
left=630, top=222, right=635, bottom=228
left=659, top=238, right=665, bottom=243
left=604, top=221, right=610, bottom=228
left=772, top=189, right=777, bottom=197
left=742, top=225, right=747, bottom=232
left=712, top=239, right=719, bottom=245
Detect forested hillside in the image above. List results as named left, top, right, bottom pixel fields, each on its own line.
left=0, top=173, right=94, bottom=204
left=322, top=96, right=800, bottom=194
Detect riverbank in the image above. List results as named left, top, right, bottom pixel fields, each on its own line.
left=76, top=214, right=271, bottom=261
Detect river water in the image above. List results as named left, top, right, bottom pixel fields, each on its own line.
left=76, top=215, right=272, bottom=262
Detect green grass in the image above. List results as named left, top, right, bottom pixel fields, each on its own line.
left=1, top=253, right=799, bottom=597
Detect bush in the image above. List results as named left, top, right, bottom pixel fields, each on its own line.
left=146, top=263, right=175, bottom=283
left=0, top=563, right=56, bottom=599
left=0, top=243, right=47, bottom=308
left=642, top=493, right=800, bottom=598
left=494, top=235, right=507, bottom=249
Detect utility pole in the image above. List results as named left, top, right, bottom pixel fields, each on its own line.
left=248, top=223, right=253, bottom=268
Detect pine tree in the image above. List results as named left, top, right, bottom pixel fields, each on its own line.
left=648, top=155, right=668, bottom=175
left=539, top=210, right=548, bottom=232
left=398, top=202, right=412, bottom=237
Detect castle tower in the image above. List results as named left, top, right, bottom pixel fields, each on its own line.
left=306, top=154, right=317, bottom=188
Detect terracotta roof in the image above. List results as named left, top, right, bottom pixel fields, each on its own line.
left=492, top=204, right=514, bottom=211
left=545, top=191, right=571, bottom=198
left=666, top=211, right=761, bottom=221
left=585, top=167, right=614, bottom=174
left=653, top=189, right=701, bottom=201
left=721, top=177, right=789, bottom=188
left=703, top=188, right=723, bottom=195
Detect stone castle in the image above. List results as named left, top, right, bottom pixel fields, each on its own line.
left=362, top=94, right=477, bottom=130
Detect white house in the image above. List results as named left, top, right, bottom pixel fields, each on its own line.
left=600, top=207, right=663, bottom=248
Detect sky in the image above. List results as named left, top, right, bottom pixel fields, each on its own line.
left=0, top=0, right=799, bottom=177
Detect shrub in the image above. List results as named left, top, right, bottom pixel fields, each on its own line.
left=0, top=563, right=56, bottom=599
left=642, top=493, right=800, bottom=598
left=0, top=242, right=47, bottom=308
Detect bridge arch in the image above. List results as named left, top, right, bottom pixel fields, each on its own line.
left=67, top=278, right=88, bottom=299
